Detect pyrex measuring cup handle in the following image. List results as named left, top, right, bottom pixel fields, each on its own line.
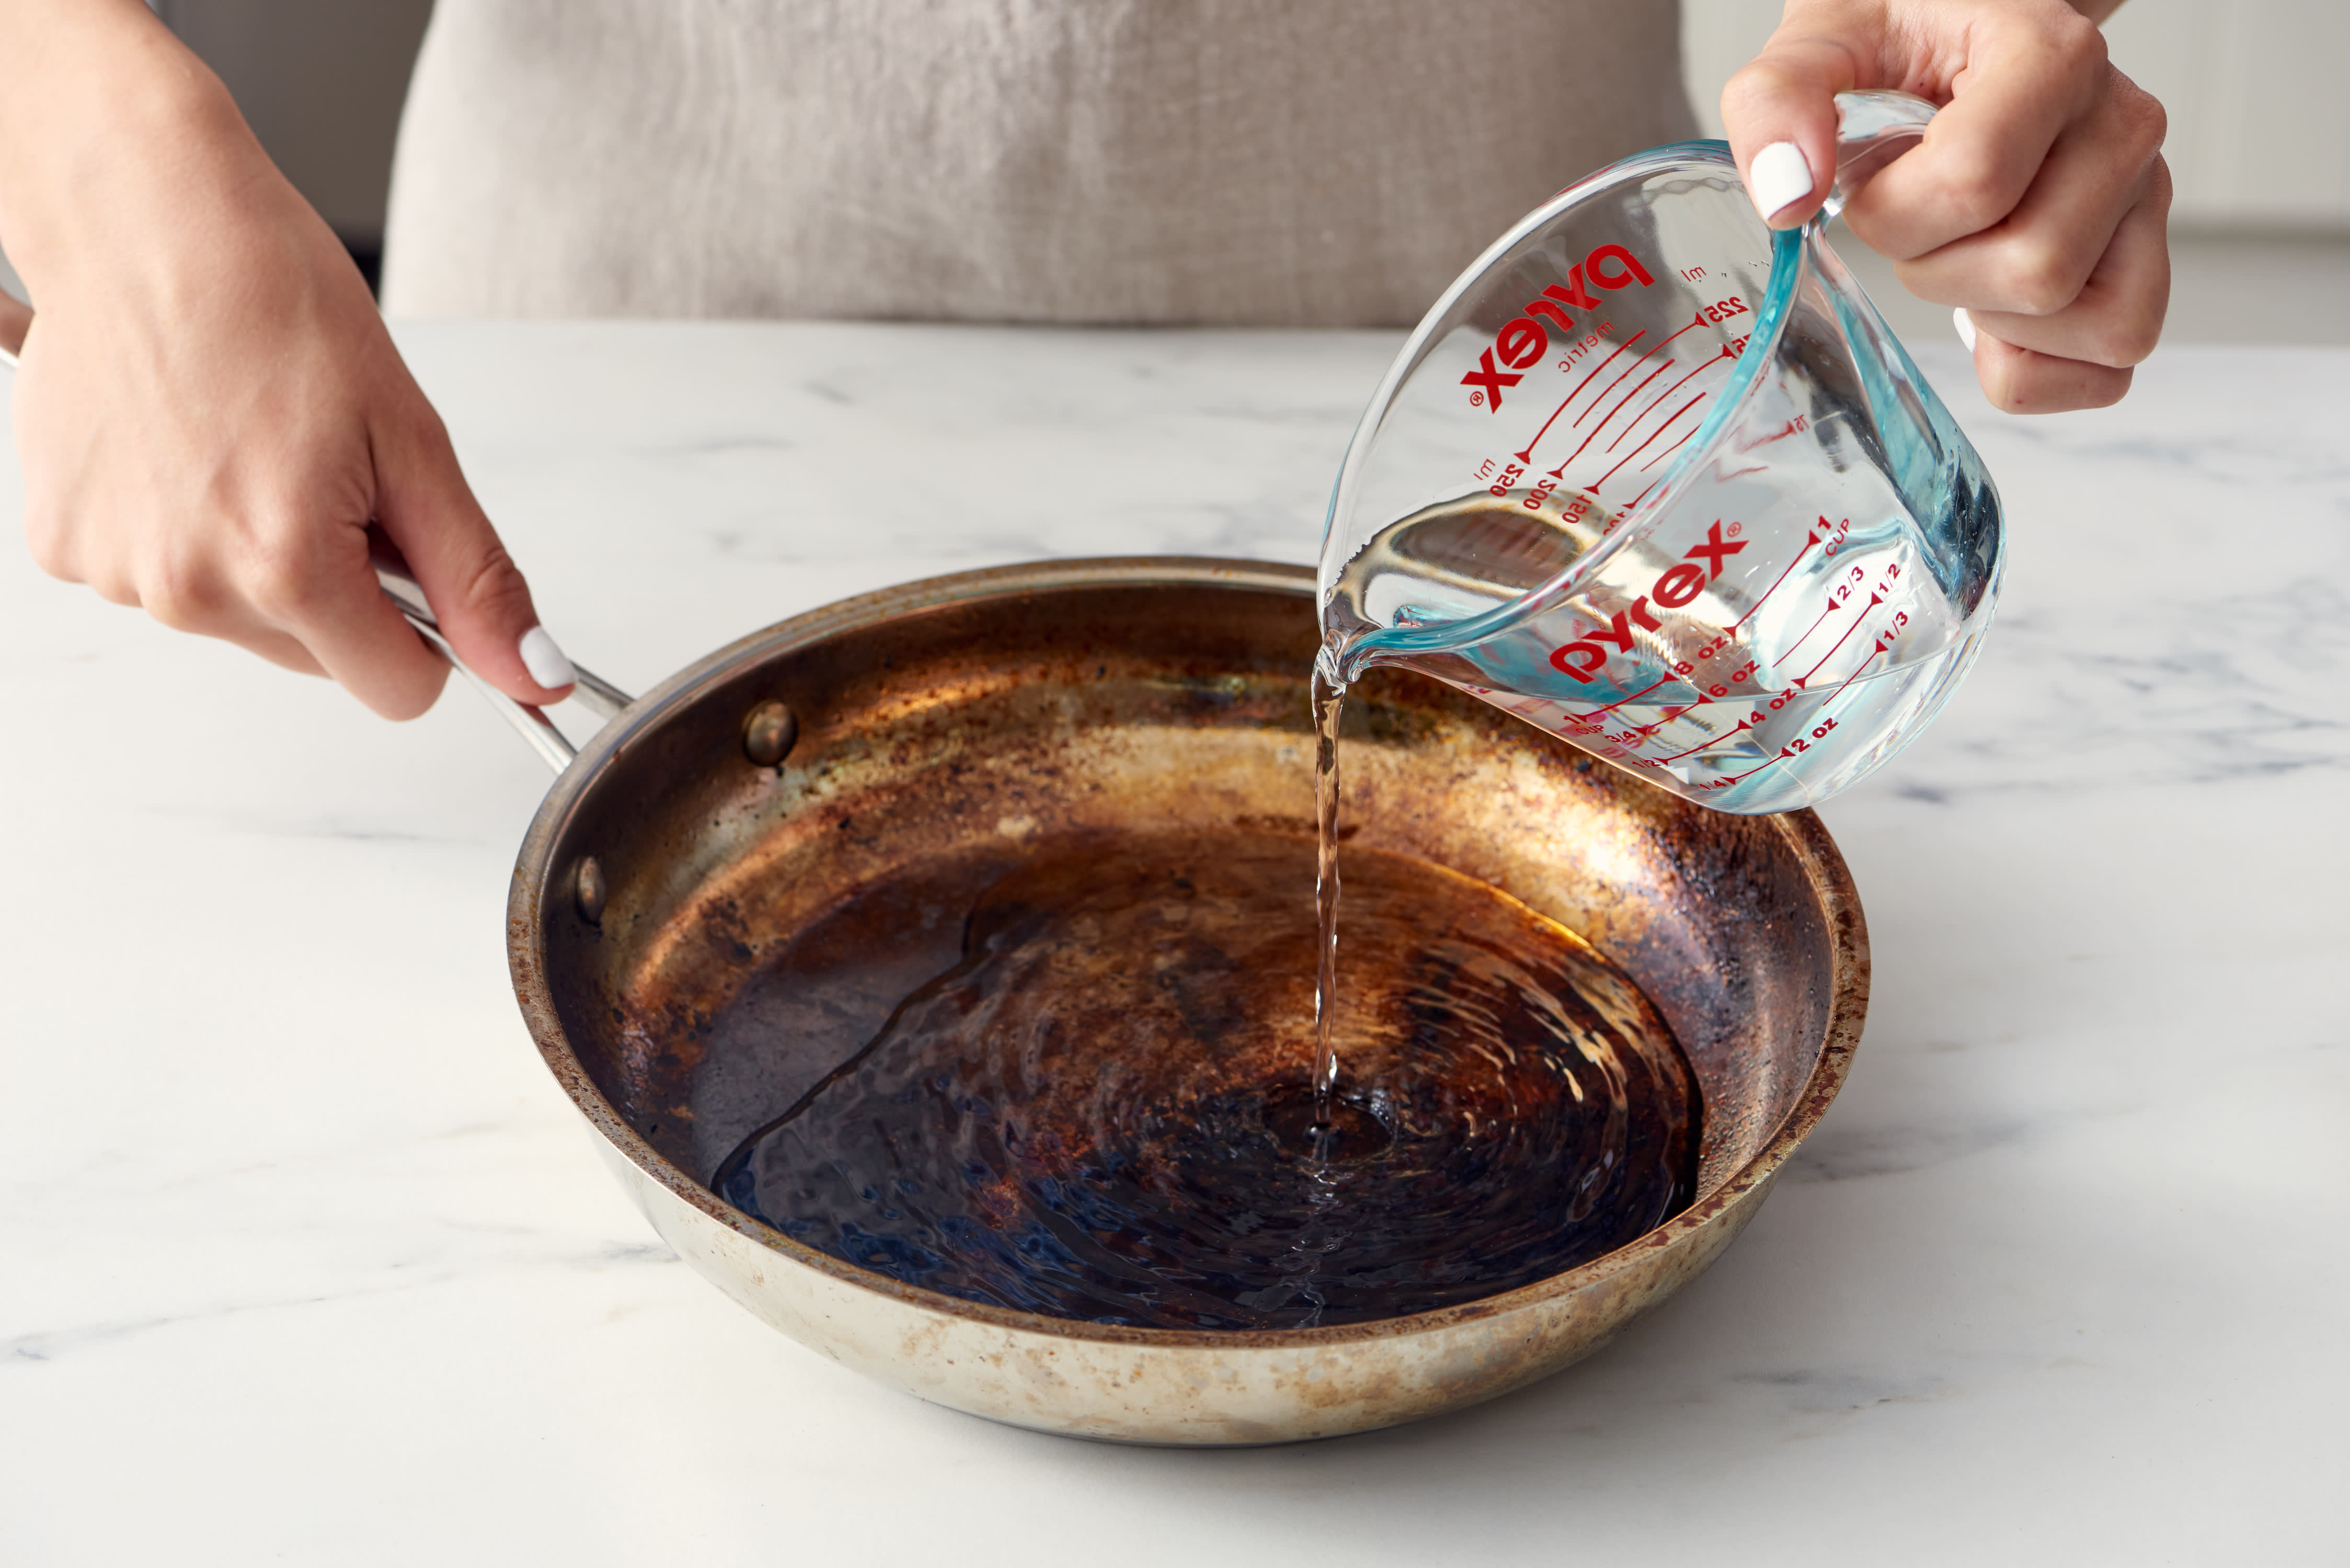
left=0, top=292, right=634, bottom=774
left=1824, top=89, right=1940, bottom=221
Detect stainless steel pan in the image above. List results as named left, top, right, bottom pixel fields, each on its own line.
left=477, top=558, right=1865, bottom=1444
left=2, top=311, right=1866, bottom=1445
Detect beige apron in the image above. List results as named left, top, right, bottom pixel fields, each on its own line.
left=381, top=0, right=1693, bottom=326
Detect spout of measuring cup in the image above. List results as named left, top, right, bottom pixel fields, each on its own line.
left=1821, top=90, right=1939, bottom=222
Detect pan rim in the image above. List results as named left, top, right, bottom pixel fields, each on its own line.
left=508, top=555, right=1869, bottom=1352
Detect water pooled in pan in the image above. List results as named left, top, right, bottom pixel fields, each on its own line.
left=714, top=830, right=1699, bottom=1330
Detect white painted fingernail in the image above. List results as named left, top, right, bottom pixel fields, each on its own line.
left=1749, top=141, right=1815, bottom=219
left=519, top=625, right=575, bottom=689
left=1953, top=307, right=1979, bottom=352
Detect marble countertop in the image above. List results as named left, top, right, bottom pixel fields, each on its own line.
left=3, top=323, right=2343, bottom=1565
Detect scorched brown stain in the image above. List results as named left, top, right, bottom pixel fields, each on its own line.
left=711, top=829, right=1699, bottom=1330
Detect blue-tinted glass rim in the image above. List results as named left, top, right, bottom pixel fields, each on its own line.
left=1333, top=142, right=1807, bottom=666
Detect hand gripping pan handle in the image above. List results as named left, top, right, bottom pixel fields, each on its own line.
left=371, top=548, right=634, bottom=770
left=0, top=296, right=633, bottom=773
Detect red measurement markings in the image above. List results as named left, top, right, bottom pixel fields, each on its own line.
left=1652, top=313, right=1710, bottom=353
left=1540, top=322, right=1716, bottom=478
left=1781, top=597, right=1840, bottom=656
left=1574, top=358, right=1653, bottom=432
left=1609, top=344, right=1736, bottom=453
left=1652, top=718, right=1746, bottom=764
left=1632, top=698, right=1702, bottom=736
left=1727, top=522, right=1824, bottom=631
left=1713, top=751, right=1785, bottom=788
left=1637, top=424, right=1702, bottom=473
left=1564, top=672, right=1675, bottom=722
left=1592, top=359, right=1678, bottom=444
left=1572, top=316, right=1704, bottom=430
left=1512, top=331, right=1647, bottom=464
left=1595, top=394, right=1706, bottom=490
left=1813, top=609, right=1910, bottom=702
left=1799, top=593, right=1881, bottom=685
left=1545, top=413, right=1614, bottom=480
left=1622, top=477, right=1665, bottom=513
left=1812, top=643, right=1890, bottom=704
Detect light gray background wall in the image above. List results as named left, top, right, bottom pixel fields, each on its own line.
left=149, top=0, right=434, bottom=246
left=3, top=0, right=2344, bottom=340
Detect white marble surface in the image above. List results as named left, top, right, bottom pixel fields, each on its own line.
left=3, top=324, right=2344, bottom=1565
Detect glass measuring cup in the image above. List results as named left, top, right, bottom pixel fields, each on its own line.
left=1319, top=91, right=2001, bottom=814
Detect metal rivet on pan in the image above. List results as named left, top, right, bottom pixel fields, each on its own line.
left=574, top=856, right=606, bottom=925
left=743, top=700, right=798, bottom=768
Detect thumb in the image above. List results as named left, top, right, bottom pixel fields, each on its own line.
left=1720, top=32, right=1858, bottom=230
left=372, top=408, right=575, bottom=706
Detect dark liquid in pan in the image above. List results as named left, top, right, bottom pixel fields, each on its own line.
left=715, top=830, right=1700, bottom=1330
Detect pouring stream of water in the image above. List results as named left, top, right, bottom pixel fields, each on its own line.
left=1310, top=649, right=1347, bottom=1151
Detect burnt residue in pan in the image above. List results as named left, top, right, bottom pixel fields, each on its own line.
left=710, top=828, right=1700, bottom=1330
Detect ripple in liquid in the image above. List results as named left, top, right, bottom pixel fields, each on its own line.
left=715, top=832, right=1699, bottom=1330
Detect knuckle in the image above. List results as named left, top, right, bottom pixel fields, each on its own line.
left=453, top=540, right=533, bottom=625
left=1717, top=47, right=1831, bottom=135
left=143, top=564, right=228, bottom=631
left=2043, top=10, right=2109, bottom=78
left=2117, top=80, right=2168, bottom=154
left=1998, top=245, right=2088, bottom=318
left=22, top=506, right=76, bottom=581
left=1928, top=153, right=2020, bottom=236
left=143, top=591, right=198, bottom=630
left=1719, top=56, right=1796, bottom=114
left=403, top=403, right=460, bottom=460
left=2092, top=315, right=2163, bottom=369
left=240, top=530, right=334, bottom=625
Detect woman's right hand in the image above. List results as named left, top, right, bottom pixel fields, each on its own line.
left=1721, top=0, right=2169, bottom=416
left=0, top=0, right=571, bottom=718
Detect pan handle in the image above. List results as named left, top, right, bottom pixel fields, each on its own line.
left=0, top=291, right=634, bottom=774
left=373, top=554, right=634, bottom=771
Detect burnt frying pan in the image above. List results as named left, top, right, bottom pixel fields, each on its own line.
left=410, top=555, right=1866, bottom=1446
left=2, top=310, right=1865, bottom=1444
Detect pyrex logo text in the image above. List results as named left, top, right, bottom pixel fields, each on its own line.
left=1461, top=244, right=1657, bottom=411
left=1548, top=522, right=1745, bottom=683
